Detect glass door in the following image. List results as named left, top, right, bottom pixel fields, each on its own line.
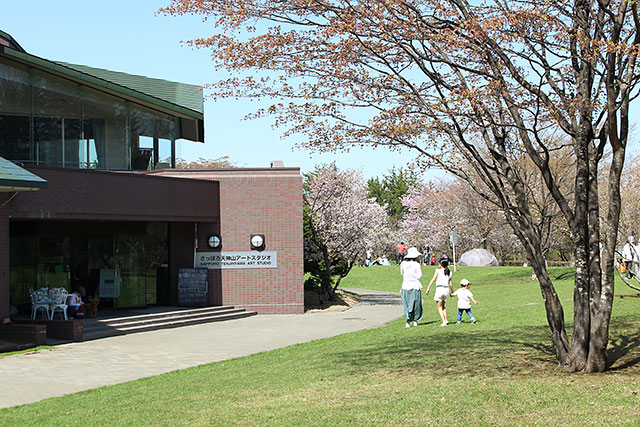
left=88, top=235, right=115, bottom=306
left=116, top=233, right=147, bottom=308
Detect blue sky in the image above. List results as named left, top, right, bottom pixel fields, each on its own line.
left=3, top=1, right=637, bottom=180
left=2, top=0, right=419, bottom=180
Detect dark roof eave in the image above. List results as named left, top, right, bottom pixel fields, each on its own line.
left=0, top=30, right=27, bottom=53
left=0, top=178, right=47, bottom=190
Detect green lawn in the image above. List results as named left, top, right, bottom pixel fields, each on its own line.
left=0, top=346, right=52, bottom=358
left=2, top=266, right=640, bottom=426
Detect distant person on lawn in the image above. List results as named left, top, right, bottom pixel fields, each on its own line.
left=452, top=279, right=478, bottom=324
left=396, top=241, right=408, bottom=265
left=426, top=255, right=454, bottom=326
left=400, top=247, right=423, bottom=328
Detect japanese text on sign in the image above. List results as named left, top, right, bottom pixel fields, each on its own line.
left=195, top=251, right=278, bottom=269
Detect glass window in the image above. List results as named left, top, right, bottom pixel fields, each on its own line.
left=32, top=70, right=81, bottom=167
left=63, top=118, right=82, bottom=168
left=83, top=87, right=128, bottom=169
left=0, top=115, right=30, bottom=163
left=158, top=138, right=173, bottom=168
left=10, top=223, right=37, bottom=311
left=0, top=57, right=31, bottom=114
left=145, top=223, right=168, bottom=305
left=134, top=135, right=154, bottom=171
left=130, top=105, right=176, bottom=170
left=0, top=57, right=32, bottom=162
left=38, top=235, right=71, bottom=290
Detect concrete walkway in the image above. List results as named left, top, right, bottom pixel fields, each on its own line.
left=0, top=289, right=402, bottom=408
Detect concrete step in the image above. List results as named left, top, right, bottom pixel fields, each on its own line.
left=94, top=308, right=248, bottom=329
left=91, top=306, right=239, bottom=325
left=81, top=307, right=257, bottom=341
left=82, top=308, right=248, bottom=334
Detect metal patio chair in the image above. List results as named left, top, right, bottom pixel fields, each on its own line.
left=48, top=287, right=69, bottom=320
left=29, top=288, right=51, bottom=320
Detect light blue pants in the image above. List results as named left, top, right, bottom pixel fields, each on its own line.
left=401, top=289, right=423, bottom=322
left=457, top=308, right=475, bottom=322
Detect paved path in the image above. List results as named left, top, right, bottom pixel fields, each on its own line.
left=0, top=289, right=402, bottom=408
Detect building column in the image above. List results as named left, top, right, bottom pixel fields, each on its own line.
left=168, top=222, right=196, bottom=306
left=0, top=194, right=11, bottom=319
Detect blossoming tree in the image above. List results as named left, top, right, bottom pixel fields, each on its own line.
left=401, top=179, right=517, bottom=262
left=304, top=164, right=388, bottom=298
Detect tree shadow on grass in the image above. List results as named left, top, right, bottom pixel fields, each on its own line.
left=553, top=272, right=575, bottom=281
left=324, top=320, right=640, bottom=377
left=326, top=326, right=560, bottom=378
left=606, top=323, right=640, bottom=372
left=357, top=293, right=402, bottom=306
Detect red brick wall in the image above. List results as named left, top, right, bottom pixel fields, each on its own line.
left=11, top=166, right=220, bottom=222
left=157, top=168, right=303, bottom=314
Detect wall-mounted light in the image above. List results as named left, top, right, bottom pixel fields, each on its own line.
left=207, top=234, right=221, bottom=249
left=250, top=234, right=265, bottom=250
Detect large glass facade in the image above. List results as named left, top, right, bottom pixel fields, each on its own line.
left=10, top=221, right=169, bottom=312
left=0, top=55, right=177, bottom=170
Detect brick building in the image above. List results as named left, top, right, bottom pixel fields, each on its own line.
left=0, top=30, right=303, bottom=320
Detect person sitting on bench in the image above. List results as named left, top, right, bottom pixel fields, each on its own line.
left=66, top=286, right=86, bottom=318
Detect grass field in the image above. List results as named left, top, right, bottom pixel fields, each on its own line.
left=1, top=266, right=639, bottom=425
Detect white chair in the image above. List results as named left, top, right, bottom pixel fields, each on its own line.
left=29, top=288, right=51, bottom=320
left=48, top=288, right=69, bottom=320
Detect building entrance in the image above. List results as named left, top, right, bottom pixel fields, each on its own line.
left=10, top=221, right=169, bottom=314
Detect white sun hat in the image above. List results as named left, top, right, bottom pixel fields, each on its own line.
left=405, top=247, right=422, bottom=259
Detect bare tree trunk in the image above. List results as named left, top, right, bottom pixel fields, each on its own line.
left=530, top=258, right=571, bottom=367
left=585, top=139, right=625, bottom=371
left=583, top=139, right=606, bottom=372
left=568, top=244, right=590, bottom=372
left=320, top=247, right=335, bottom=300
left=333, top=255, right=357, bottom=292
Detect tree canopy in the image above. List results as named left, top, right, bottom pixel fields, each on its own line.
left=174, top=156, right=236, bottom=169
left=367, top=167, right=419, bottom=224
left=162, top=0, right=640, bottom=372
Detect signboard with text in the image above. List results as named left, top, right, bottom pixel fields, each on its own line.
left=195, top=251, right=278, bottom=269
left=99, top=268, right=120, bottom=298
left=178, top=268, right=208, bottom=307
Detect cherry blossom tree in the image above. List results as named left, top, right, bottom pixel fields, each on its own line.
left=162, top=0, right=640, bottom=372
left=304, top=164, right=388, bottom=298
left=401, top=180, right=459, bottom=255
left=401, top=178, right=517, bottom=263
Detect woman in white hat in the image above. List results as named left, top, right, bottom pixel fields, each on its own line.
left=400, top=247, right=423, bottom=328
